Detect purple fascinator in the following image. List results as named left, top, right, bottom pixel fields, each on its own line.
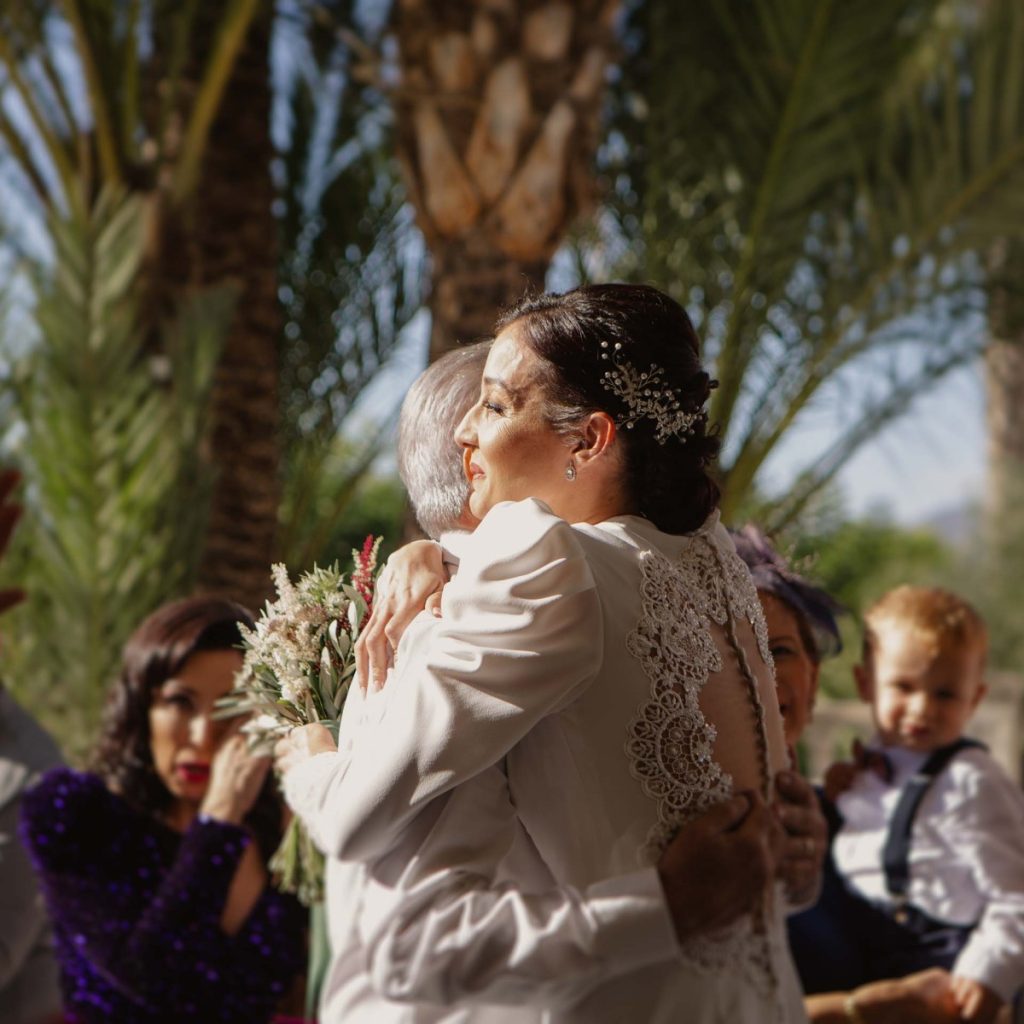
left=730, top=525, right=844, bottom=661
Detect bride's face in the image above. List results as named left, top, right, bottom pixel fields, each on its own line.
left=455, top=325, right=572, bottom=520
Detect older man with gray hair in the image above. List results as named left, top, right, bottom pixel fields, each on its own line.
left=281, top=340, right=515, bottom=1024
left=398, top=341, right=490, bottom=541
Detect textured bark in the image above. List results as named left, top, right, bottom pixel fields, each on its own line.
left=985, top=240, right=1024, bottom=540
left=392, top=0, right=618, bottom=361
left=158, top=6, right=281, bottom=609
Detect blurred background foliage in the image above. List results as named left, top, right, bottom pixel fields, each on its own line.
left=0, top=0, right=1022, bottom=751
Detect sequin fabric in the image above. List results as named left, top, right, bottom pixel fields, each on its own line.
left=19, top=767, right=305, bottom=1023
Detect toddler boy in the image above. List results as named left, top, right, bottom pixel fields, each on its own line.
left=829, top=585, right=1024, bottom=1023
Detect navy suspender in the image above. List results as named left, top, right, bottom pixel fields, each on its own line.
left=881, top=737, right=986, bottom=904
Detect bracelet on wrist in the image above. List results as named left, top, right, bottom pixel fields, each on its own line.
left=844, top=993, right=868, bottom=1024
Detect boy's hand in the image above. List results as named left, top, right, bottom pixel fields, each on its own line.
left=823, top=759, right=858, bottom=803
left=824, top=738, right=893, bottom=803
left=951, top=975, right=1003, bottom=1023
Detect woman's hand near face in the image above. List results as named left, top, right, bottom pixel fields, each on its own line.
left=274, top=722, right=337, bottom=776
left=199, top=730, right=272, bottom=825
left=355, top=540, right=448, bottom=691
left=657, top=790, right=782, bottom=943
left=774, top=769, right=827, bottom=906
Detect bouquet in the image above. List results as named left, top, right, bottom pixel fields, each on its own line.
left=224, top=535, right=382, bottom=904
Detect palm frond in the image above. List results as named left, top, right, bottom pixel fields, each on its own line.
left=1, top=190, right=226, bottom=749
left=625, top=0, right=1024, bottom=520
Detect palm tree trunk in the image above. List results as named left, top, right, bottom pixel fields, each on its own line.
left=158, top=5, right=281, bottom=609
left=392, top=0, right=618, bottom=359
left=985, top=240, right=1024, bottom=543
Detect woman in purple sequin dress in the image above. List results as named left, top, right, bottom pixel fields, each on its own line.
left=19, top=596, right=306, bottom=1023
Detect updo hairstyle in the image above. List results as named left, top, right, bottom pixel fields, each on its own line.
left=495, top=284, right=720, bottom=534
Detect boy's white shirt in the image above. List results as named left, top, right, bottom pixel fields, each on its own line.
left=834, top=738, right=1024, bottom=1002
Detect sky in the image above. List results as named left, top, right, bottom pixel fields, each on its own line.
left=762, top=360, right=987, bottom=525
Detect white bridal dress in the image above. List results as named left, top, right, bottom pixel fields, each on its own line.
left=285, top=499, right=809, bottom=1023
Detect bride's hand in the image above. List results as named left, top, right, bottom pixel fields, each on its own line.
left=355, top=540, right=447, bottom=691
left=274, top=723, right=337, bottom=776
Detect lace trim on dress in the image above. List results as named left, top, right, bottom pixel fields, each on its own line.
left=624, top=533, right=772, bottom=859
left=624, top=543, right=732, bottom=861
left=624, top=530, right=784, bottom=1014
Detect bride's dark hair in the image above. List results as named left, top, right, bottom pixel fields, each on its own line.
left=495, top=283, right=720, bottom=534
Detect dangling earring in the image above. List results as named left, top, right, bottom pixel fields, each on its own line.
left=565, top=460, right=577, bottom=481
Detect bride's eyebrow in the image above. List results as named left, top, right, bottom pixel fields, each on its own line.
left=482, top=375, right=524, bottom=401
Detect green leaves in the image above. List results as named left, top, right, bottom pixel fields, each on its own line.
left=2, top=190, right=229, bottom=749
left=628, top=0, right=1024, bottom=525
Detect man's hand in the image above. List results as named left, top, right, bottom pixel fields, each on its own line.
left=774, top=769, right=827, bottom=906
left=658, top=790, right=782, bottom=943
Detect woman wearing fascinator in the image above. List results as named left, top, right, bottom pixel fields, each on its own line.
left=733, top=527, right=962, bottom=1024
left=730, top=525, right=845, bottom=755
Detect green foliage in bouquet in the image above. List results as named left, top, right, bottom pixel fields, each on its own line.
left=225, top=536, right=382, bottom=904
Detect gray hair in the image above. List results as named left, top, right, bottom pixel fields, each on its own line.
left=397, top=341, right=490, bottom=539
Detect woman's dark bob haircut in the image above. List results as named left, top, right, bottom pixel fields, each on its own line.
left=91, top=595, right=254, bottom=818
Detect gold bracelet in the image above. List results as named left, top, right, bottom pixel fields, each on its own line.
left=844, top=993, right=868, bottom=1024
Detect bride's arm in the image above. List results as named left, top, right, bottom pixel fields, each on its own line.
left=282, top=499, right=603, bottom=863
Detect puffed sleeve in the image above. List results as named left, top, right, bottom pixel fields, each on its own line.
left=285, top=498, right=603, bottom=863
left=357, top=766, right=679, bottom=1008
left=947, top=753, right=1024, bottom=1003
left=19, top=768, right=253, bottom=1004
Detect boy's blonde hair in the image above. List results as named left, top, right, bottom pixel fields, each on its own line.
left=862, top=585, right=988, bottom=666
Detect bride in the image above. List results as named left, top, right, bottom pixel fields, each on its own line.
left=279, top=284, right=809, bottom=1022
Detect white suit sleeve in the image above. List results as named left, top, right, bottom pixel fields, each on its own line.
left=286, top=499, right=604, bottom=862
left=357, top=766, right=679, bottom=1008
left=949, top=755, right=1024, bottom=1003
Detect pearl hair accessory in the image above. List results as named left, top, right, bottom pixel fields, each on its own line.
left=599, top=341, right=701, bottom=445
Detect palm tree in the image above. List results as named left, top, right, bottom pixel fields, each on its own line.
left=390, top=0, right=618, bottom=360
left=154, top=4, right=284, bottom=607
left=984, top=239, right=1024, bottom=536
left=621, top=0, right=1024, bottom=525
left=0, top=2, right=417, bottom=737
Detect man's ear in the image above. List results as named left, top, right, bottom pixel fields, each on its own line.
left=575, top=411, right=617, bottom=465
